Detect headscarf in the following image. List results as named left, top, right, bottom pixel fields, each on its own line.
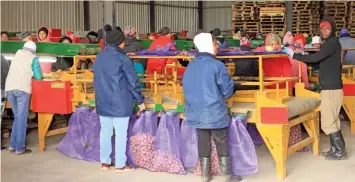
left=240, top=36, right=250, bottom=48
left=293, top=34, right=306, bottom=51
left=194, top=33, right=214, bottom=55
left=123, top=26, right=137, bottom=37
left=283, top=31, right=294, bottom=46
left=265, top=33, right=281, bottom=46
left=23, top=41, right=36, bottom=53
left=37, top=26, right=51, bottom=42
left=340, top=28, right=350, bottom=38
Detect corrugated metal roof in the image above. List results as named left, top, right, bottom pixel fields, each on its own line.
left=1, top=1, right=84, bottom=33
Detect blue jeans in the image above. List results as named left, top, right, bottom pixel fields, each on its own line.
left=99, top=116, right=130, bottom=168
left=6, top=90, right=30, bottom=153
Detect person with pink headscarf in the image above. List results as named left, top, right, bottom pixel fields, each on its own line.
left=289, top=34, right=310, bottom=91
left=122, top=26, right=146, bottom=69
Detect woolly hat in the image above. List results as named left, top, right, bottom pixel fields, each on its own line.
left=340, top=28, right=350, bottom=38
left=194, top=33, right=214, bottom=55
left=23, top=41, right=36, bottom=52
left=20, top=31, right=31, bottom=40
left=105, top=30, right=125, bottom=45
left=158, top=26, right=171, bottom=35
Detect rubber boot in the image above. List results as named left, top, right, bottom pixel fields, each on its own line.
left=219, top=157, right=242, bottom=182
left=325, top=130, right=347, bottom=160
left=200, top=158, right=212, bottom=182
left=321, top=136, right=335, bottom=157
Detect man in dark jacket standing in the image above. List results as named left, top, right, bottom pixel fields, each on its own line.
left=182, top=33, right=239, bottom=182
left=93, top=30, right=145, bottom=172
left=283, top=17, right=346, bottom=160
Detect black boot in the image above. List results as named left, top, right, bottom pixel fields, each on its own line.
left=200, top=158, right=212, bottom=182
left=219, top=157, right=242, bottom=182
left=321, top=136, right=335, bottom=157
left=325, top=131, right=347, bottom=160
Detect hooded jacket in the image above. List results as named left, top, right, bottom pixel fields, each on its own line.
left=339, top=36, right=355, bottom=65
left=182, top=33, right=234, bottom=129
left=293, top=17, right=342, bottom=90
left=37, top=26, right=51, bottom=42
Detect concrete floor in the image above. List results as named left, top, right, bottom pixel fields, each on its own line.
left=1, top=120, right=355, bottom=182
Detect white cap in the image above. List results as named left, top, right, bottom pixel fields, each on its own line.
left=23, top=41, right=37, bottom=52
left=193, top=33, right=214, bottom=55
left=311, top=36, right=322, bottom=45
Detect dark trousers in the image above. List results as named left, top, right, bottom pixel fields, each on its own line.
left=197, top=128, right=229, bottom=158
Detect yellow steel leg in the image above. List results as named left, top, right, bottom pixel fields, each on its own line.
left=38, top=113, right=54, bottom=152
left=257, top=124, right=290, bottom=179
left=303, top=113, right=320, bottom=156
left=342, top=96, right=355, bottom=134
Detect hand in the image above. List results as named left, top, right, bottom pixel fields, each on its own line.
left=56, top=69, right=62, bottom=72
left=127, top=52, right=136, bottom=56
left=138, top=103, right=145, bottom=112
left=282, top=47, right=294, bottom=58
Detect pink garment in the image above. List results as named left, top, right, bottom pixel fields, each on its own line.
left=37, top=26, right=52, bottom=42
left=39, top=62, right=52, bottom=73
left=290, top=57, right=309, bottom=88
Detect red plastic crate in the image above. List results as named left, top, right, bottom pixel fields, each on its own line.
left=31, top=80, right=73, bottom=114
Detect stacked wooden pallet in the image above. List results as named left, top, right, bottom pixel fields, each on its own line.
left=232, top=1, right=259, bottom=33
left=257, top=1, right=286, bottom=36
left=348, top=1, right=355, bottom=37
left=323, top=1, right=348, bottom=35
left=292, top=1, right=320, bottom=36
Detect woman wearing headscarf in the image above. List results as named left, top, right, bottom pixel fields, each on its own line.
left=146, top=26, right=177, bottom=77
left=339, top=28, right=355, bottom=65
left=37, top=26, right=52, bottom=42
left=254, top=33, right=308, bottom=152
left=51, top=37, right=74, bottom=72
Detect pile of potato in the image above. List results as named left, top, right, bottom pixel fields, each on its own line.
left=150, top=150, right=186, bottom=174
left=194, top=138, right=221, bottom=176
left=130, top=133, right=155, bottom=169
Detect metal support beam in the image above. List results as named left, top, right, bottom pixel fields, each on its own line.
left=285, top=1, right=293, bottom=33
left=149, top=1, right=155, bottom=33
left=198, top=1, right=203, bottom=29
left=104, top=1, right=114, bottom=27
left=83, top=1, right=90, bottom=31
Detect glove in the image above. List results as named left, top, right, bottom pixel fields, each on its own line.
left=282, top=47, right=294, bottom=58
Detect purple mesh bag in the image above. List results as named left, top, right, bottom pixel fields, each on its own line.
left=130, top=111, right=158, bottom=169
left=57, top=107, right=100, bottom=162
left=246, top=123, right=264, bottom=147
left=229, top=115, right=258, bottom=176
left=135, top=50, right=182, bottom=56
left=179, top=119, right=198, bottom=172
left=149, top=111, right=186, bottom=174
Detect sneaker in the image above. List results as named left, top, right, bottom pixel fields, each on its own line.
left=15, top=149, right=32, bottom=155
left=101, top=163, right=111, bottom=171
left=115, top=165, right=134, bottom=173
left=8, top=147, right=15, bottom=152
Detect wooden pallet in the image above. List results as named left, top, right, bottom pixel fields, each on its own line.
left=259, top=7, right=285, bottom=16
left=260, top=15, right=284, bottom=22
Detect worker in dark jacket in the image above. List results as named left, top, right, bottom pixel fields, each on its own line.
left=122, top=26, right=146, bottom=69
left=182, top=33, right=240, bottom=182
left=93, top=30, right=145, bottom=172
left=51, top=37, right=74, bottom=72
left=283, top=17, right=346, bottom=160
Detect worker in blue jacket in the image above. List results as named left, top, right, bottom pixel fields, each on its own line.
left=93, top=30, right=145, bottom=172
left=182, top=33, right=240, bottom=182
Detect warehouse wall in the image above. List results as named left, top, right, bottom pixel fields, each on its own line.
left=203, top=1, right=232, bottom=34
left=115, top=1, right=150, bottom=34
left=155, top=1, right=198, bottom=33
left=1, top=1, right=84, bottom=33
left=88, top=1, right=104, bottom=32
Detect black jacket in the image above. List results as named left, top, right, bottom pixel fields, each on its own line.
left=293, top=17, right=342, bottom=90
left=233, top=46, right=259, bottom=90
left=51, top=57, right=74, bottom=72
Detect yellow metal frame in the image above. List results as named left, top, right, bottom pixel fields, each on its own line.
left=5, top=53, right=320, bottom=179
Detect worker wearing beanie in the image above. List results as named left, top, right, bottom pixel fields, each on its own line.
left=5, top=41, right=43, bottom=155
left=283, top=17, right=346, bottom=160
left=339, top=28, right=355, bottom=65
left=182, top=33, right=241, bottom=182
left=93, top=30, right=145, bottom=172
